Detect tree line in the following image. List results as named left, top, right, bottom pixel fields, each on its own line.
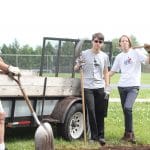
left=0, top=35, right=139, bottom=70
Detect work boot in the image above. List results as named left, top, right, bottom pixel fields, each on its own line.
left=121, top=132, right=136, bottom=144
left=98, top=138, right=106, bottom=146
left=127, top=132, right=136, bottom=144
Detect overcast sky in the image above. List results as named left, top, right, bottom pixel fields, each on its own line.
left=0, top=0, right=149, bottom=48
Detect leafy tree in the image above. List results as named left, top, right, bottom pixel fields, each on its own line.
left=45, top=42, right=55, bottom=55
left=1, top=44, right=10, bottom=54
left=61, top=41, right=74, bottom=55
left=130, top=35, right=139, bottom=46
left=8, top=39, right=20, bottom=54
left=34, top=46, right=42, bottom=55
left=18, top=45, right=33, bottom=54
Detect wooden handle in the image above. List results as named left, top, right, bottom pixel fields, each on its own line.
left=132, top=45, right=144, bottom=49
left=80, top=69, right=87, bottom=144
left=12, top=75, right=41, bottom=125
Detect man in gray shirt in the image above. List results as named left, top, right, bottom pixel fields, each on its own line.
left=74, top=32, right=110, bottom=146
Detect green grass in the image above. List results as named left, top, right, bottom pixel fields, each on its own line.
left=106, top=102, right=150, bottom=145
left=5, top=102, right=150, bottom=149
left=110, top=72, right=150, bottom=84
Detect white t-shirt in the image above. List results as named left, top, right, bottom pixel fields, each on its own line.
left=111, top=48, right=147, bottom=87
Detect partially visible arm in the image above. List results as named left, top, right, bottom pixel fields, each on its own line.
left=74, top=54, right=85, bottom=71
left=108, top=70, right=116, bottom=86
left=144, top=44, right=150, bottom=64
left=74, top=62, right=80, bottom=71
left=109, top=71, right=116, bottom=77
left=103, top=67, right=109, bottom=87
left=143, top=52, right=150, bottom=64
left=147, top=53, right=150, bottom=64
left=0, top=58, right=9, bottom=73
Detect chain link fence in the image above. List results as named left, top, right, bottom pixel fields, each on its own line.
left=1, top=54, right=74, bottom=74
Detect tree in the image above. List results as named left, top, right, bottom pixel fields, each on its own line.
left=1, top=44, right=10, bottom=54
left=8, top=39, right=20, bottom=54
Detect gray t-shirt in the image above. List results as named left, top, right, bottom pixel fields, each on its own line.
left=79, top=49, right=110, bottom=89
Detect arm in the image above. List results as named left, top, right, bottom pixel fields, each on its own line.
left=74, top=63, right=80, bottom=71
left=109, top=70, right=116, bottom=77
left=146, top=52, right=150, bottom=64
left=144, top=44, right=150, bottom=64
left=0, top=59, right=9, bottom=73
left=108, top=71, right=116, bottom=85
left=0, top=57, right=21, bottom=75
left=74, top=54, right=85, bottom=71
left=103, top=67, right=109, bottom=87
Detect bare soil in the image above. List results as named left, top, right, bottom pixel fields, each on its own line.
left=56, top=145, right=150, bottom=150
left=99, top=145, right=150, bottom=150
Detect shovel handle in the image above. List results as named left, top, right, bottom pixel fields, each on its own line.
left=11, top=75, right=41, bottom=125
left=80, top=69, right=87, bottom=144
left=132, top=45, right=144, bottom=49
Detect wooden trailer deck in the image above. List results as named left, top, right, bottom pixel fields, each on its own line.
left=0, top=74, right=81, bottom=97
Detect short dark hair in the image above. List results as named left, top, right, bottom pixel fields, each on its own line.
left=92, top=32, right=104, bottom=41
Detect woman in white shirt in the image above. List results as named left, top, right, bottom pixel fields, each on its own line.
left=109, top=35, right=150, bottom=144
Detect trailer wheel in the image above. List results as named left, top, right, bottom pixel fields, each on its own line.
left=62, top=103, right=83, bottom=140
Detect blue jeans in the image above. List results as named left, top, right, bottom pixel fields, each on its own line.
left=84, top=88, right=106, bottom=140
left=118, top=86, right=139, bottom=132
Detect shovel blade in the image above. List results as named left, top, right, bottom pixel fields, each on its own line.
left=35, top=122, right=54, bottom=150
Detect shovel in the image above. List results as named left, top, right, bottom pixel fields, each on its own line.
left=11, top=75, right=54, bottom=150
left=75, top=39, right=87, bottom=144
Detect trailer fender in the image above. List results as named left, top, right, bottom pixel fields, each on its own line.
left=50, top=96, right=81, bottom=123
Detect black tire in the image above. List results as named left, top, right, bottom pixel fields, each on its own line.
left=61, top=103, right=83, bottom=141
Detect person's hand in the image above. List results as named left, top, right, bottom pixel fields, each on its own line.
left=105, top=85, right=111, bottom=94
left=74, top=58, right=85, bottom=70
left=144, top=44, right=150, bottom=54
left=77, top=58, right=85, bottom=68
left=8, top=65, right=21, bottom=76
left=104, top=85, right=111, bottom=99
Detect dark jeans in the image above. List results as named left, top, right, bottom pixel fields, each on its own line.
left=84, top=88, right=106, bottom=140
left=118, top=86, right=139, bottom=132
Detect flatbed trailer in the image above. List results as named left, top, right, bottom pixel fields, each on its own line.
left=0, top=37, right=112, bottom=140
left=0, top=73, right=82, bottom=140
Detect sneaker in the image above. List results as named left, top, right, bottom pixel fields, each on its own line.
left=98, top=138, right=106, bottom=146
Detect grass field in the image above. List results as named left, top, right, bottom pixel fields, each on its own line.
left=5, top=102, right=150, bottom=150
left=5, top=72, right=150, bottom=149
